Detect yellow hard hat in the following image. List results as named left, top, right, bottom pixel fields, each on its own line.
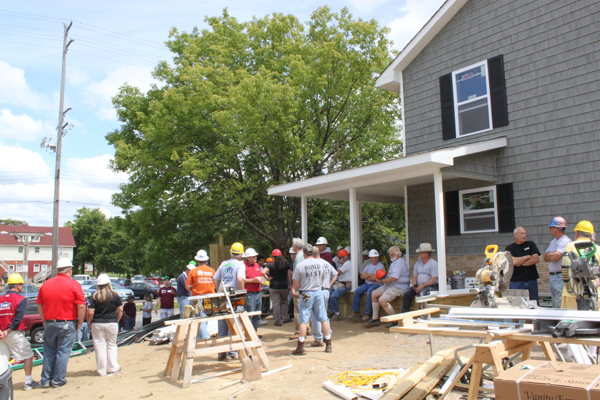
left=574, top=220, right=594, bottom=234
left=7, top=274, right=24, bottom=285
left=230, top=242, right=244, bottom=255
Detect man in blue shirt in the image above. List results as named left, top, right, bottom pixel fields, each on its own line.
left=177, top=261, right=196, bottom=318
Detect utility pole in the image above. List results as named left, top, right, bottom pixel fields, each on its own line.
left=51, top=22, right=74, bottom=278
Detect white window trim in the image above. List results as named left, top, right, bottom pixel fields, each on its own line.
left=452, top=60, right=493, bottom=138
left=33, top=264, right=40, bottom=272
left=459, top=185, right=498, bottom=234
left=42, top=264, right=48, bottom=271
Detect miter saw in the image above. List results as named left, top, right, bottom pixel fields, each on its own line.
left=470, top=245, right=516, bottom=308
left=188, top=287, right=247, bottom=317
left=540, top=241, right=600, bottom=338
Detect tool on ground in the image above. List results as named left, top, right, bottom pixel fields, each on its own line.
left=537, top=241, right=600, bottom=338
left=221, top=280, right=262, bottom=381
left=471, top=245, right=514, bottom=308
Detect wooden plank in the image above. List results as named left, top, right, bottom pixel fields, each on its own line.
left=454, top=382, right=495, bottom=393
left=164, top=324, right=185, bottom=377
left=164, top=311, right=261, bottom=326
left=402, top=357, right=456, bottom=400
left=190, top=340, right=263, bottom=358
left=380, top=347, right=457, bottom=400
left=182, top=322, right=199, bottom=387
left=169, top=324, right=188, bottom=382
left=239, top=313, right=272, bottom=371
left=467, top=361, right=483, bottom=400
left=380, top=308, right=440, bottom=323
left=541, top=341, right=557, bottom=362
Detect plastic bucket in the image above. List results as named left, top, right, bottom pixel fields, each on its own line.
left=450, top=274, right=466, bottom=290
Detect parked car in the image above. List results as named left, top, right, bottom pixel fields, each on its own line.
left=2, top=284, right=39, bottom=299
left=73, top=275, right=92, bottom=284
left=23, top=299, right=44, bottom=346
left=80, top=280, right=97, bottom=290
left=117, top=278, right=132, bottom=287
left=145, top=277, right=163, bottom=286
left=83, top=284, right=135, bottom=302
left=129, top=282, right=159, bottom=299
left=132, top=275, right=145, bottom=282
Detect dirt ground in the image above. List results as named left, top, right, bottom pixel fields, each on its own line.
left=15, top=318, right=545, bottom=400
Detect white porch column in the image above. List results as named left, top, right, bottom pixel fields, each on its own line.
left=404, top=186, right=409, bottom=265
left=349, top=188, right=360, bottom=290
left=433, top=171, right=448, bottom=296
left=358, top=200, right=363, bottom=263
left=301, top=196, right=308, bottom=244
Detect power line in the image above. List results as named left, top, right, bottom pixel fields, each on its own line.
left=0, top=29, right=63, bottom=41
left=73, top=24, right=167, bottom=51
left=0, top=23, right=62, bottom=32
left=70, top=49, right=154, bottom=70
left=74, top=41, right=161, bottom=64
left=73, top=35, right=167, bottom=60
left=0, top=40, right=62, bottom=49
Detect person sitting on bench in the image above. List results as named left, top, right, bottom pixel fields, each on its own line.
left=400, top=243, right=438, bottom=314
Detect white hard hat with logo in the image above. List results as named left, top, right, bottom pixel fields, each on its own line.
left=97, top=273, right=110, bottom=285
left=316, top=237, right=328, bottom=245
left=57, top=258, right=73, bottom=269
left=195, top=250, right=209, bottom=262
left=243, top=248, right=259, bottom=257
left=369, top=250, right=379, bottom=257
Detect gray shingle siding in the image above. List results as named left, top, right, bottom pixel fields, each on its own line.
left=403, top=0, right=600, bottom=256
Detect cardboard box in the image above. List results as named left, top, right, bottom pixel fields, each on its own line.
left=495, top=360, right=600, bottom=400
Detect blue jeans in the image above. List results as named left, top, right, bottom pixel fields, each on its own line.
left=124, top=317, right=135, bottom=330
left=218, top=319, right=236, bottom=358
left=41, top=321, right=77, bottom=385
left=549, top=274, right=564, bottom=308
left=178, top=295, right=190, bottom=318
left=312, top=289, right=331, bottom=342
left=352, top=284, right=380, bottom=315
left=244, top=291, right=262, bottom=332
left=76, top=322, right=90, bottom=342
left=509, top=280, right=539, bottom=304
left=299, top=290, right=327, bottom=324
left=195, top=311, right=210, bottom=340
left=329, top=285, right=350, bottom=314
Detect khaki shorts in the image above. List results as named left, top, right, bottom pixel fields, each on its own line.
left=0, top=331, right=33, bottom=362
left=374, top=285, right=404, bottom=303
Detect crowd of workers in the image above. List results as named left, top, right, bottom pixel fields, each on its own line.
left=0, top=218, right=597, bottom=391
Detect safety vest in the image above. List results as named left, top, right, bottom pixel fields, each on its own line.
left=0, top=292, right=26, bottom=331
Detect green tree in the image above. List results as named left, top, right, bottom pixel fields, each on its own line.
left=65, top=208, right=107, bottom=275
left=0, top=219, right=27, bottom=226
left=107, top=7, right=402, bottom=260
left=94, top=216, right=146, bottom=278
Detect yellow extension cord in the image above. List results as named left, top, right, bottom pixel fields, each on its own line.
left=329, top=370, right=403, bottom=392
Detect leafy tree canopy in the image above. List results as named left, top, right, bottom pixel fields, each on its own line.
left=0, top=219, right=27, bottom=226
left=107, top=7, right=403, bottom=266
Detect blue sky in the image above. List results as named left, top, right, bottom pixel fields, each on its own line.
left=0, top=0, right=445, bottom=226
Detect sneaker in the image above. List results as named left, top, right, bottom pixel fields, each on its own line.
left=24, top=380, right=41, bottom=390
left=364, top=318, right=380, bottom=326
left=331, top=313, right=342, bottom=321
left=217, top=353, right=228, bottom=361
left=40, top=382, right=51, bottom=389
left=362, top=315, right=371, bottom=321
left=274, top=322, right=283, bottom=327
left=107, top=369, right=122, bottom=376
left=350, top=312, right=362, bottom=320
left=327, top=312, right=334, bottom=319
left=283, top=319, right=293, bottom=324
left=227, top=353, right=238, bottom=360
left=52, top=381, right=66, bottom=388
left=258, top=319, right=268, bottom=326
left=385, top=321, right=397, bottom=328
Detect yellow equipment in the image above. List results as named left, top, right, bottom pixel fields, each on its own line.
left=6, top=274, right=24, bottom=285
left=473, top=245, right=514, bottom=308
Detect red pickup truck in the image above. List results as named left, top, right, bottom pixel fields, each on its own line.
left=23, top=300, right=44, bottom=346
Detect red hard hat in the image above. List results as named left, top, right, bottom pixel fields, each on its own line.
left=272, top=249, right=282, bottom=257
left=376, top=270, right=387, bottom=279
left=338, top=249, right=349, bottom=257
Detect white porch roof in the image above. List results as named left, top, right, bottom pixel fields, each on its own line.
left=268, top=137, right=507, bottom=202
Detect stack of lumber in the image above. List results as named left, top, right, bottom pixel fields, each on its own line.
left=380, top=347, right=460, bottom=400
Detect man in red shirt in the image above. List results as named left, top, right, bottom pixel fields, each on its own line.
left=242, top=248, right=263, bottom=332
left=36, top=258, right=86, bottom=388
left=157, top=277, right=177, bottom=319
left=0, top=274, right=40, bottom=390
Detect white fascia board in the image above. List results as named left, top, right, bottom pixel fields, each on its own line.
left=376, top=0, right=470, bottom=92
left=449, top=307, right=600, bottom=322
left=431, top=136, right=507, bottom=163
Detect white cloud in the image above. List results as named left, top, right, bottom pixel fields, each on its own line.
left=0, top=61, right=53, bottom=110
left=387, top=0, right=446, bottom=51
left=0, top=109, right=54, bottom=142
left=348, top=0, right=389, bottom=12
left=75, top=66, right=155, bottom=121
left=0, top=142, right=128, bottom=226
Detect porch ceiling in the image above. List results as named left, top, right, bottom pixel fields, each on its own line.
left=268, top=137, right=507, bottom=204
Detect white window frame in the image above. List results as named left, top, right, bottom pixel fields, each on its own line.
left=16, top=264, right=22, bottom=272
left=42, top=264, right=48, bottom=271
left=452, top=60, right=493, bottom=137
left=459, top=185, right=498, bottom=234
left=33, top=264, right=40, bottom=272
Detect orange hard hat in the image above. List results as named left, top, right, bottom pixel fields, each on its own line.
left=376, top=270, right=387, bottom=280
left=338, top=249, right=349, bottom=257
left=271, top=249, right=282, bottom=257
left=266, top=257, right=274, bottom=262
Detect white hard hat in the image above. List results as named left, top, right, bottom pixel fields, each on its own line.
left=195, top=249, right=209, bottom=262
left=344, top=246, right=351, bottom=254
left=289, top=247, right=296, bottom=254
left=243, top=248, right=259, bottom=257
left=57, top=258, right=73, bottom=269
left=362, top=249, right=370, bottom=256
left=316, top=237, right=328, bottom=245
left=97, top=273, right=110, bottom=285
left=369, top=249, right=379, bottom=257
left=336, top=245, right=343, bottom=251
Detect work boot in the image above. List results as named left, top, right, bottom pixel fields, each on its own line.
left=362, top=314, right=371, bottom=321
left=292, top=340, right=306, bottom=355
left=217, top=353, right=228, bottom=361
left=331, top=313, right=342, bottom=321
left=364, top=318, right=380, bottom=326
left=311, top=341, right=325, bottom=347
left=324, top=339, right=332, bottom=353
left=385, top=321, right=397, bottom=329
left=350, top=312, right=362, bottom=320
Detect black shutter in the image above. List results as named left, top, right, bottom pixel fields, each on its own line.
left=439, top=73, right=456, bottom=140
left=497, top=183, right=515, bottom=233
left=445, top=190, right=461, bottom=236
left=488, top=55, right=509, bottom=128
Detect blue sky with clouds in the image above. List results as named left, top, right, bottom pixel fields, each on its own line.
left=0, top=0, right=445, bottom=226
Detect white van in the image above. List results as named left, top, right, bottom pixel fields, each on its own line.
left=73, top=275, right=92, bottom=283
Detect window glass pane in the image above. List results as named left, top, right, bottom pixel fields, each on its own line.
left=458, top=99, right=489, bottom=135
left=464, top=211, right=496, bottom=231
left=463, top=190, right=495, bottom=211
left=455, top=65, right=488, bottom=103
